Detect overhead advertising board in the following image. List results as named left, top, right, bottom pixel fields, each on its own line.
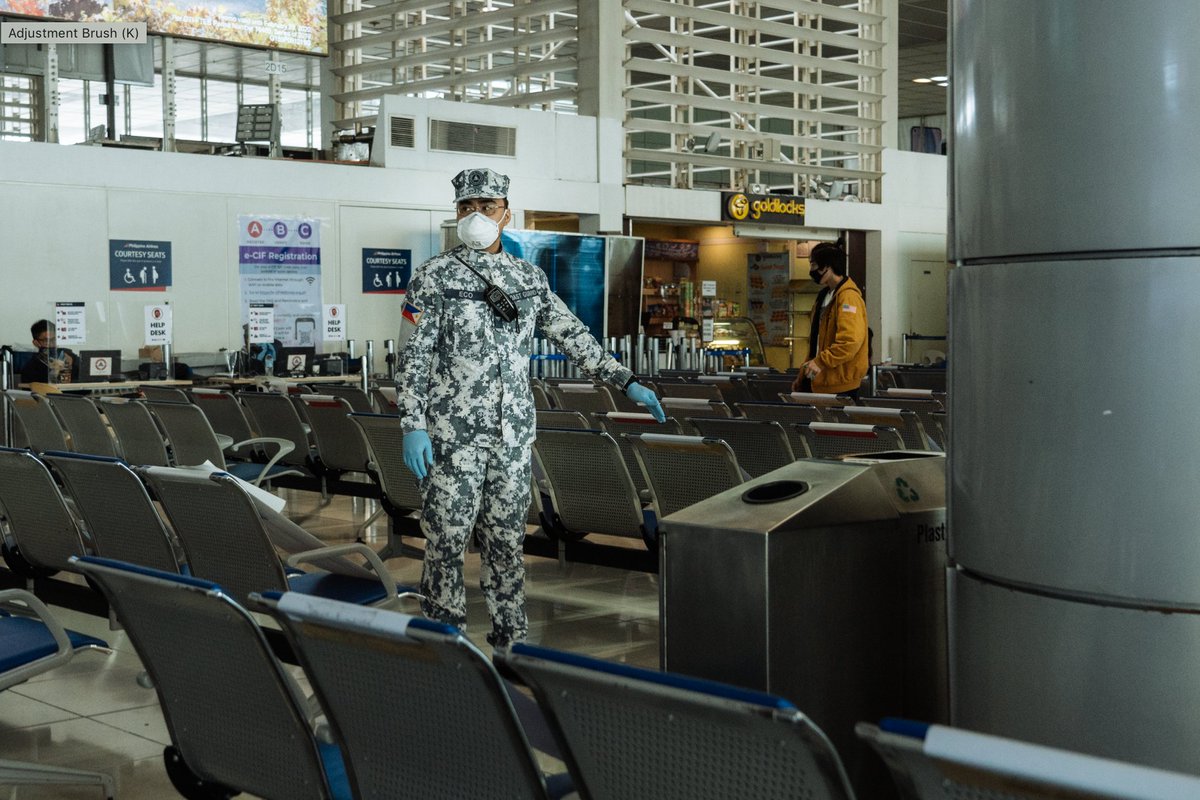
left=0, top=0, right=327, bottom=55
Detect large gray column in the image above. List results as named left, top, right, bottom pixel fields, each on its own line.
left=950, top=0, right=1200, bottom=773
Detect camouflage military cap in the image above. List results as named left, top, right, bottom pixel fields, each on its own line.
left=452, top=168, right=510, bottom=201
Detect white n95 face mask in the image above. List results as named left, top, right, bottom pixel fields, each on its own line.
left=457, top=211, right=503, bottom=250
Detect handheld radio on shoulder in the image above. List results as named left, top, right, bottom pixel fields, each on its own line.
left=454, top=254, right=520, bottom=323
left=483, top=284, right=519, bottom=322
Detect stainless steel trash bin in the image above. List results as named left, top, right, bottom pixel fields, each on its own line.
left=659, top=451, right=947, bottom=797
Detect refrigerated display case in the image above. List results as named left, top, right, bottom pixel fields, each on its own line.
left=705, top=316, right=766, bottom=367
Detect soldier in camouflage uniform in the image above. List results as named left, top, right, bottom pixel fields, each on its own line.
left=398, top=167, right=665, bottom=647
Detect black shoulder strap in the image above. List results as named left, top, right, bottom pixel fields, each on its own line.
left=452, top=253, right=496, bottom=291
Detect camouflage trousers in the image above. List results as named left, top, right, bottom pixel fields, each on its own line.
left=419, top=440, right=531, bottom=647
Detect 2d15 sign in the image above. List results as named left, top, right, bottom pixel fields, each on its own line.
left=362, top=248, right=411, bottom=294
left=110, top=240, right=172, bottom=291
left=720, top=192, right=805, bottom=225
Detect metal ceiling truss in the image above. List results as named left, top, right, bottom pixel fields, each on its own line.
left=623, top=0, right=885, bottom=199
left=332, top=0, right=581, bottom=128
left=331, top=0, right=886, bottom=201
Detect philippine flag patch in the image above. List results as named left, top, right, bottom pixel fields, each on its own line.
left=841, top=303, right=857, bottom=313
left=402, top=301, right=422, bottom=326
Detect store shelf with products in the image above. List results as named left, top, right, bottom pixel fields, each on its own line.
left=640, top=256, right=698, bottom=337
left=640, top=239, right=740, bottom=340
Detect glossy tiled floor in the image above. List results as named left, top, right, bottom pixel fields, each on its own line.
left=0, top=488, right=659, bottom=799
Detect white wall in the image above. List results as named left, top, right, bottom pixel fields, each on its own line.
left=0, top=140, right=452, bottom=357
left=371, top=96, right=625, bottom=229
left=870, top=149, right=950, bottom=361
left=0, top=139, right=947, bottom=365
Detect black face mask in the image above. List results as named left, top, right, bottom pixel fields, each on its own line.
left=809, top=267, right=826, bottom=284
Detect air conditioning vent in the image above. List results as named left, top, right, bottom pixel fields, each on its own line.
left=429, top=119, right=516, bottom=156
left=389, top=116, right=415, bottom=148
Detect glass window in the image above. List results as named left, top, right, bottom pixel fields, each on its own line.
left=57, top=78, right=96, bottom=144
left=125, top=72, right=164, bottom=140
left=25, top=37, right=319, bottom=150
left=205, top=79, right=242, bottom=144
left=279, top=87, right=315, bottom=148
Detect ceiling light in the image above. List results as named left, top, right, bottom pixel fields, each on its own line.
left=937, top=82, right=949, bottom=87
left=932, top=75, right=948, bottom=82
left=912, top=77, right=933, bottom=84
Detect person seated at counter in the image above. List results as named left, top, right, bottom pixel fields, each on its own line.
left=21, top=319, right=79, bottom=384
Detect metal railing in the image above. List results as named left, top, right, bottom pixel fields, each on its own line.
left=529, top=336, right=747, bottom=379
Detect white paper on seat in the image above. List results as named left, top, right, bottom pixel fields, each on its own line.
left=168, top=463, right=373, bottom=579
left=608, top=412, right=657, bottom=422
left=884, top=388, right=934, bottom=398
left=166, top=461, right=286, bottom=513
left=277, top=591, right=416, bottom=636
left=924, top=725, right=1200, bottom=800
left=809, top=422, right=874, bottom=433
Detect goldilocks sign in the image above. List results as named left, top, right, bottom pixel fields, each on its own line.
left=721, top=191, right=806, bottom=225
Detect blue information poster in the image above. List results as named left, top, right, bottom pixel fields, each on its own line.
left=109, top=240, right=172, bottom=291
left=501, top=230, right=606, bottom=337
left=362, top=248, right=411, bottom=294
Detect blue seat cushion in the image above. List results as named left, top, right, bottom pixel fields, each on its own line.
left=317, top=741, right=353, bottom=800
left=225, top=462, right=303, bottom=484
left=511, top=642, right=793, bottom=710
left=879, top=717, right=931, bottom=740
left=545, top=771, right=574, bottom=800
left=0, top=616, right=106, bottom=674
left=286, top=571, right=392, bottom=605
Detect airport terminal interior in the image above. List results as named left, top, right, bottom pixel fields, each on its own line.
left=3, top=1, right=1199, bottom=799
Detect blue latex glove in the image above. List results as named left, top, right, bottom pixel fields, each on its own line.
left=403, top=430, right=434, bottom=480
left=626, top=382, right=666, bottom=423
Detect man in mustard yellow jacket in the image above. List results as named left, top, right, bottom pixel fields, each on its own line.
left=791, top=241, right=869, bottom=397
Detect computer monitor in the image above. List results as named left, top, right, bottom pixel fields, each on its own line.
left=274, top=346, right=316, bottom=377
left=77, top=350, right=122, bottom=383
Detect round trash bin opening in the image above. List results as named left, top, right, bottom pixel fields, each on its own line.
left=741, top=480, right=809, bottom=504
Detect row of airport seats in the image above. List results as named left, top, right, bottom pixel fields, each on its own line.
left=872, top=364, right=947, bottom=393
left=531, top=376, right=947, bottom=449
left=203, top=380, right=938, bottom=556
left=0, top=385, right=420, bottom=504
left=2, top=379, right=938, bottom=560
left=0, top=447, right=412, bottom=608
left=2, top=381, right=939, bottom=563
left=527, top=404, right=942, bottom=547
left=27, top=554, right=1199, bottom=800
